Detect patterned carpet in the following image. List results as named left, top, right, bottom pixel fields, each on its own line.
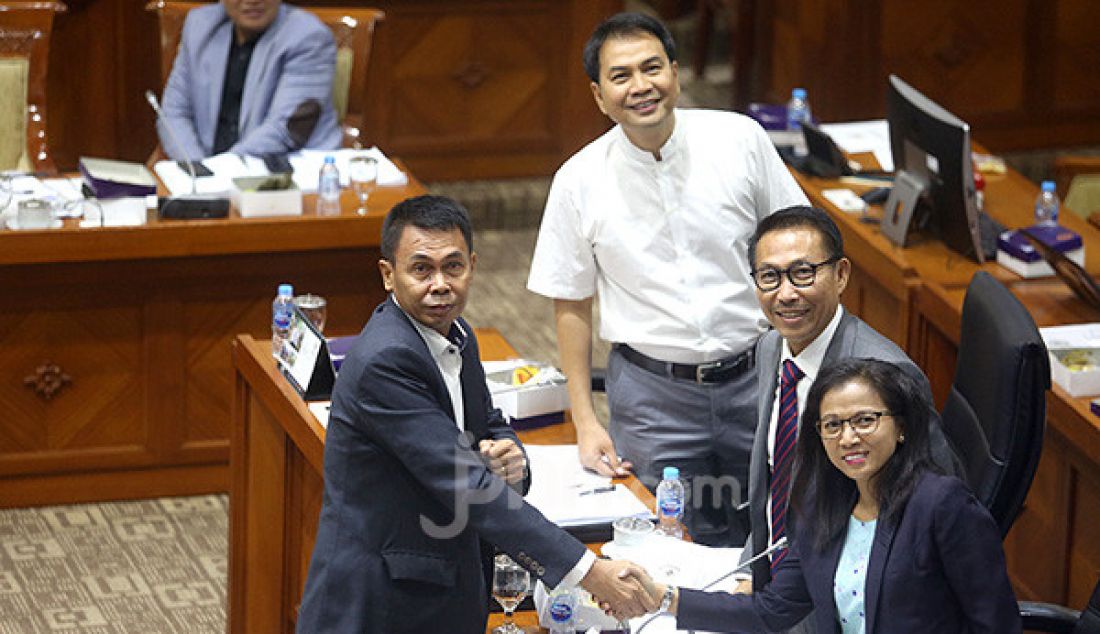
left=0, top=496, right=227, bottom=633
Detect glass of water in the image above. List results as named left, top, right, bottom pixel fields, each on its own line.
left=347, top=155, right=378, bottom=216
left=492, top=554, right=530, bottom=634
left=293, top=294, right=327, bottom=333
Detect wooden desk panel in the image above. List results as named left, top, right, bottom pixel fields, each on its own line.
left=230, top=330, right=653, bottom=634
left=0, top=180, right=423, bottom=508
left=910, top=280, right=1100, bottom=609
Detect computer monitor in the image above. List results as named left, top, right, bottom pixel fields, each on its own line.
left=883, top=74, right=984, bottom=262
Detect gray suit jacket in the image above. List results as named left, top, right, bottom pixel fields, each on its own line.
left=742, top=311, right=957, bottom=596
left=158, top=3, right=342, bottom=160
left=296, top=299, right=587, bottom=633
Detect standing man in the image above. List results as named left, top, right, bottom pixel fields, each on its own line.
left=158, top=0, right=342, bottom=160
left=738, top=206, right=957, bottom=631
left=527, top=12, right=807, bottom=545
left=297, top=195, right=652, bottom=633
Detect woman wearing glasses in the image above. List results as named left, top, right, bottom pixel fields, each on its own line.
left=637, top=358, right=1021, bottom=633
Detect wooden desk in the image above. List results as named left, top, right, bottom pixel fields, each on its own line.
left=229, top=330, right=654, bottom=634
left=0, top=177, right=423, bottom=508
left=911, top=280, right=1100, bottom=609
left=793, top=154, right=1100, bottom=352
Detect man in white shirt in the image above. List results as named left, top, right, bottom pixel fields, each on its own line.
left=298, top=195, right=653, bottom=632
left=527, top=12, right=807, bottom=545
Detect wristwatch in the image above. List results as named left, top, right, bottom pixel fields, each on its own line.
left=659, top=585, right=676, bottom=613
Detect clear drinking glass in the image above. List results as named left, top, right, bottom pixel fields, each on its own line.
left=347, top=155, right=378, bottom=216
left=293, top=294, right=327, bottom=333
left=0, top=174, right=12, bottom=214
left=491, top=554, right=530, bottom=634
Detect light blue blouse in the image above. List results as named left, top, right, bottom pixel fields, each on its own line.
left=834, top=516, right=877, bottom=634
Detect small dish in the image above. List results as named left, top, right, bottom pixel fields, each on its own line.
left=6, top=216, right=63, bottom=231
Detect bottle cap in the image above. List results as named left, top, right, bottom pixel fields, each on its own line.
left=324, top=155, right=335, bottom=164
left=792, top=88, right=807, bottom=100
left=278, top=284, right=293, bottom=296
left=1041, top=180, right=1056, bottom=193
left=663, top=466, right=679, bottom=480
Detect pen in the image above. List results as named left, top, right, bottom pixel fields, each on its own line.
left=579, top=485, right=616, bottom=496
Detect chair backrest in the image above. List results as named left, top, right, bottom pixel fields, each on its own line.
left=145, top=2, right=383, bottom=131
left=0, top=1, right=65, bottom=173
left=1076, top=578, right=1100, bottom=634
left=940, top=271, right=1050, bottom=537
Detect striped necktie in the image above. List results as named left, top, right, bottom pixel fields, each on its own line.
left=770, top=359, right=803, bottom=573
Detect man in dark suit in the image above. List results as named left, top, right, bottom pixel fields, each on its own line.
left=296, top=195, right=653, bottom=633
left=733, top=206, right=956, bottom=631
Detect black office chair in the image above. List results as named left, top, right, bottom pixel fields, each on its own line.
left=939, top=271, right=1051, bottom=537
left=1019, top=577, right=1100, bottom=633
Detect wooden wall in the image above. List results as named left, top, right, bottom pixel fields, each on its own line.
left=757, top=0, right=1100, bottom=152
left=43, top=0, right=620, bottom=181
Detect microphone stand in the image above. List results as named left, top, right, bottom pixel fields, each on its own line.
left=145, top=90, right=230, bottom=219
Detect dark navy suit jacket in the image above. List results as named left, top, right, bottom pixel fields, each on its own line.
left=296, top=299, right=587, bottom=633
left=679, top=472, right=1021, bottom=633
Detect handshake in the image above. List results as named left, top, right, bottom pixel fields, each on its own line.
left=578, top=558, right=672, bottom=621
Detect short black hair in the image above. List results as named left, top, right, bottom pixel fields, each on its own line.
left=380, top=195, right=473, bottom=262
left=582, top=12, right=677, bottom=83
left=791, top=358, right=940, bottom=551
left=748, top=205, right=844, bottom=268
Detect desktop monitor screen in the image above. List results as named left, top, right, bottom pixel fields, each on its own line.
left=886, top=74, right=984, bottom=262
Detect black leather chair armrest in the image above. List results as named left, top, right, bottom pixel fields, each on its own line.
left=1019, top=601, right=1080, bottom=633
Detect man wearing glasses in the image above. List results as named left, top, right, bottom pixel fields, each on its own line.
left=737, top=206, right=956, bottom=632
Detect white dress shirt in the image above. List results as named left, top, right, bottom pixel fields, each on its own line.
left=398, top=297, right=597, bottom=586
left=527, top=108, right=808, bottom=363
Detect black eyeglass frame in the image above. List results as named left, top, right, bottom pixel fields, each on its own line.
left=816, top=410, right=893, bottom=440
left=751, top=256, right=841, bottom=292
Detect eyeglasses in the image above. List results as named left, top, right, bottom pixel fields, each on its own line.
left=816, top=410, right=892, bottom=440
left=751, top=257, right=840, bottom=292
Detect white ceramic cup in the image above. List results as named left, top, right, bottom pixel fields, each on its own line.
left=17, top=199, right=53, bottom=229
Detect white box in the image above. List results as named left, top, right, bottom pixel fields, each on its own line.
left=997, top=247, right=1085, bottom=279
left=1048, top=349, right=1100, bottom=398
left=484, top=360, right=569, bottom=419
left=231, top=176, right=302, bottom=217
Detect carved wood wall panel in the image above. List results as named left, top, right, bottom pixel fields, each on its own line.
left=758, top=0, right=1100, bottom=152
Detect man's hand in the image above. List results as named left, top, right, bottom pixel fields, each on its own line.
left=579, top=559, right=657, bottom=620
left=479, top=439, right=526, bottom=485
left=576, top=420, right=632, bottom=477
left=734, top=578, right=753, bottom=595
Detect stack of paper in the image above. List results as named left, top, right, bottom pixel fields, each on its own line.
left=154, top=146, right=408, bottom=197
left=523, top=444, right=652, bottom=527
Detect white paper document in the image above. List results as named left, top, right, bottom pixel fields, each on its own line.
left=154, top=146, right=408, bottom=197
left=308, top=401, right=331, bottom=428
left=523, top=444, right=652, bottom=527
left=1040, top=323, right=1100, bottom=351
left=820, top=119, right=894, bottom=172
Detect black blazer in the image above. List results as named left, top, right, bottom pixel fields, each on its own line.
left=297, top=299, right=587, bottom=633
left=679, top=472, right=1021, bottom=633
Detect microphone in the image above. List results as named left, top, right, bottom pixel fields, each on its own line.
left=145, top=90, right=230, bottom=219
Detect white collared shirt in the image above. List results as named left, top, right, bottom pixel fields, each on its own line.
left=765, top=306, right=846, bottom=543
left=396, top=297, right=467, bottom=430
left=395, top=297, right=598, bottom=585
left=527, top=108, right=808, bottom=363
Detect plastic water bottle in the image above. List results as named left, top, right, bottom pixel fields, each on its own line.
left=547, top=586, right=576, bottom=634
left=317, top=155, right=341, bottom=215
left=655, top=466, right=685, bottom=539
left=786, top=88, right=811, bottom=131
left=272, top=283, right=294, bottom=359
left=1034, top=180, right=1060, bottom=226
left=786, top=88, right=811, bottom=156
